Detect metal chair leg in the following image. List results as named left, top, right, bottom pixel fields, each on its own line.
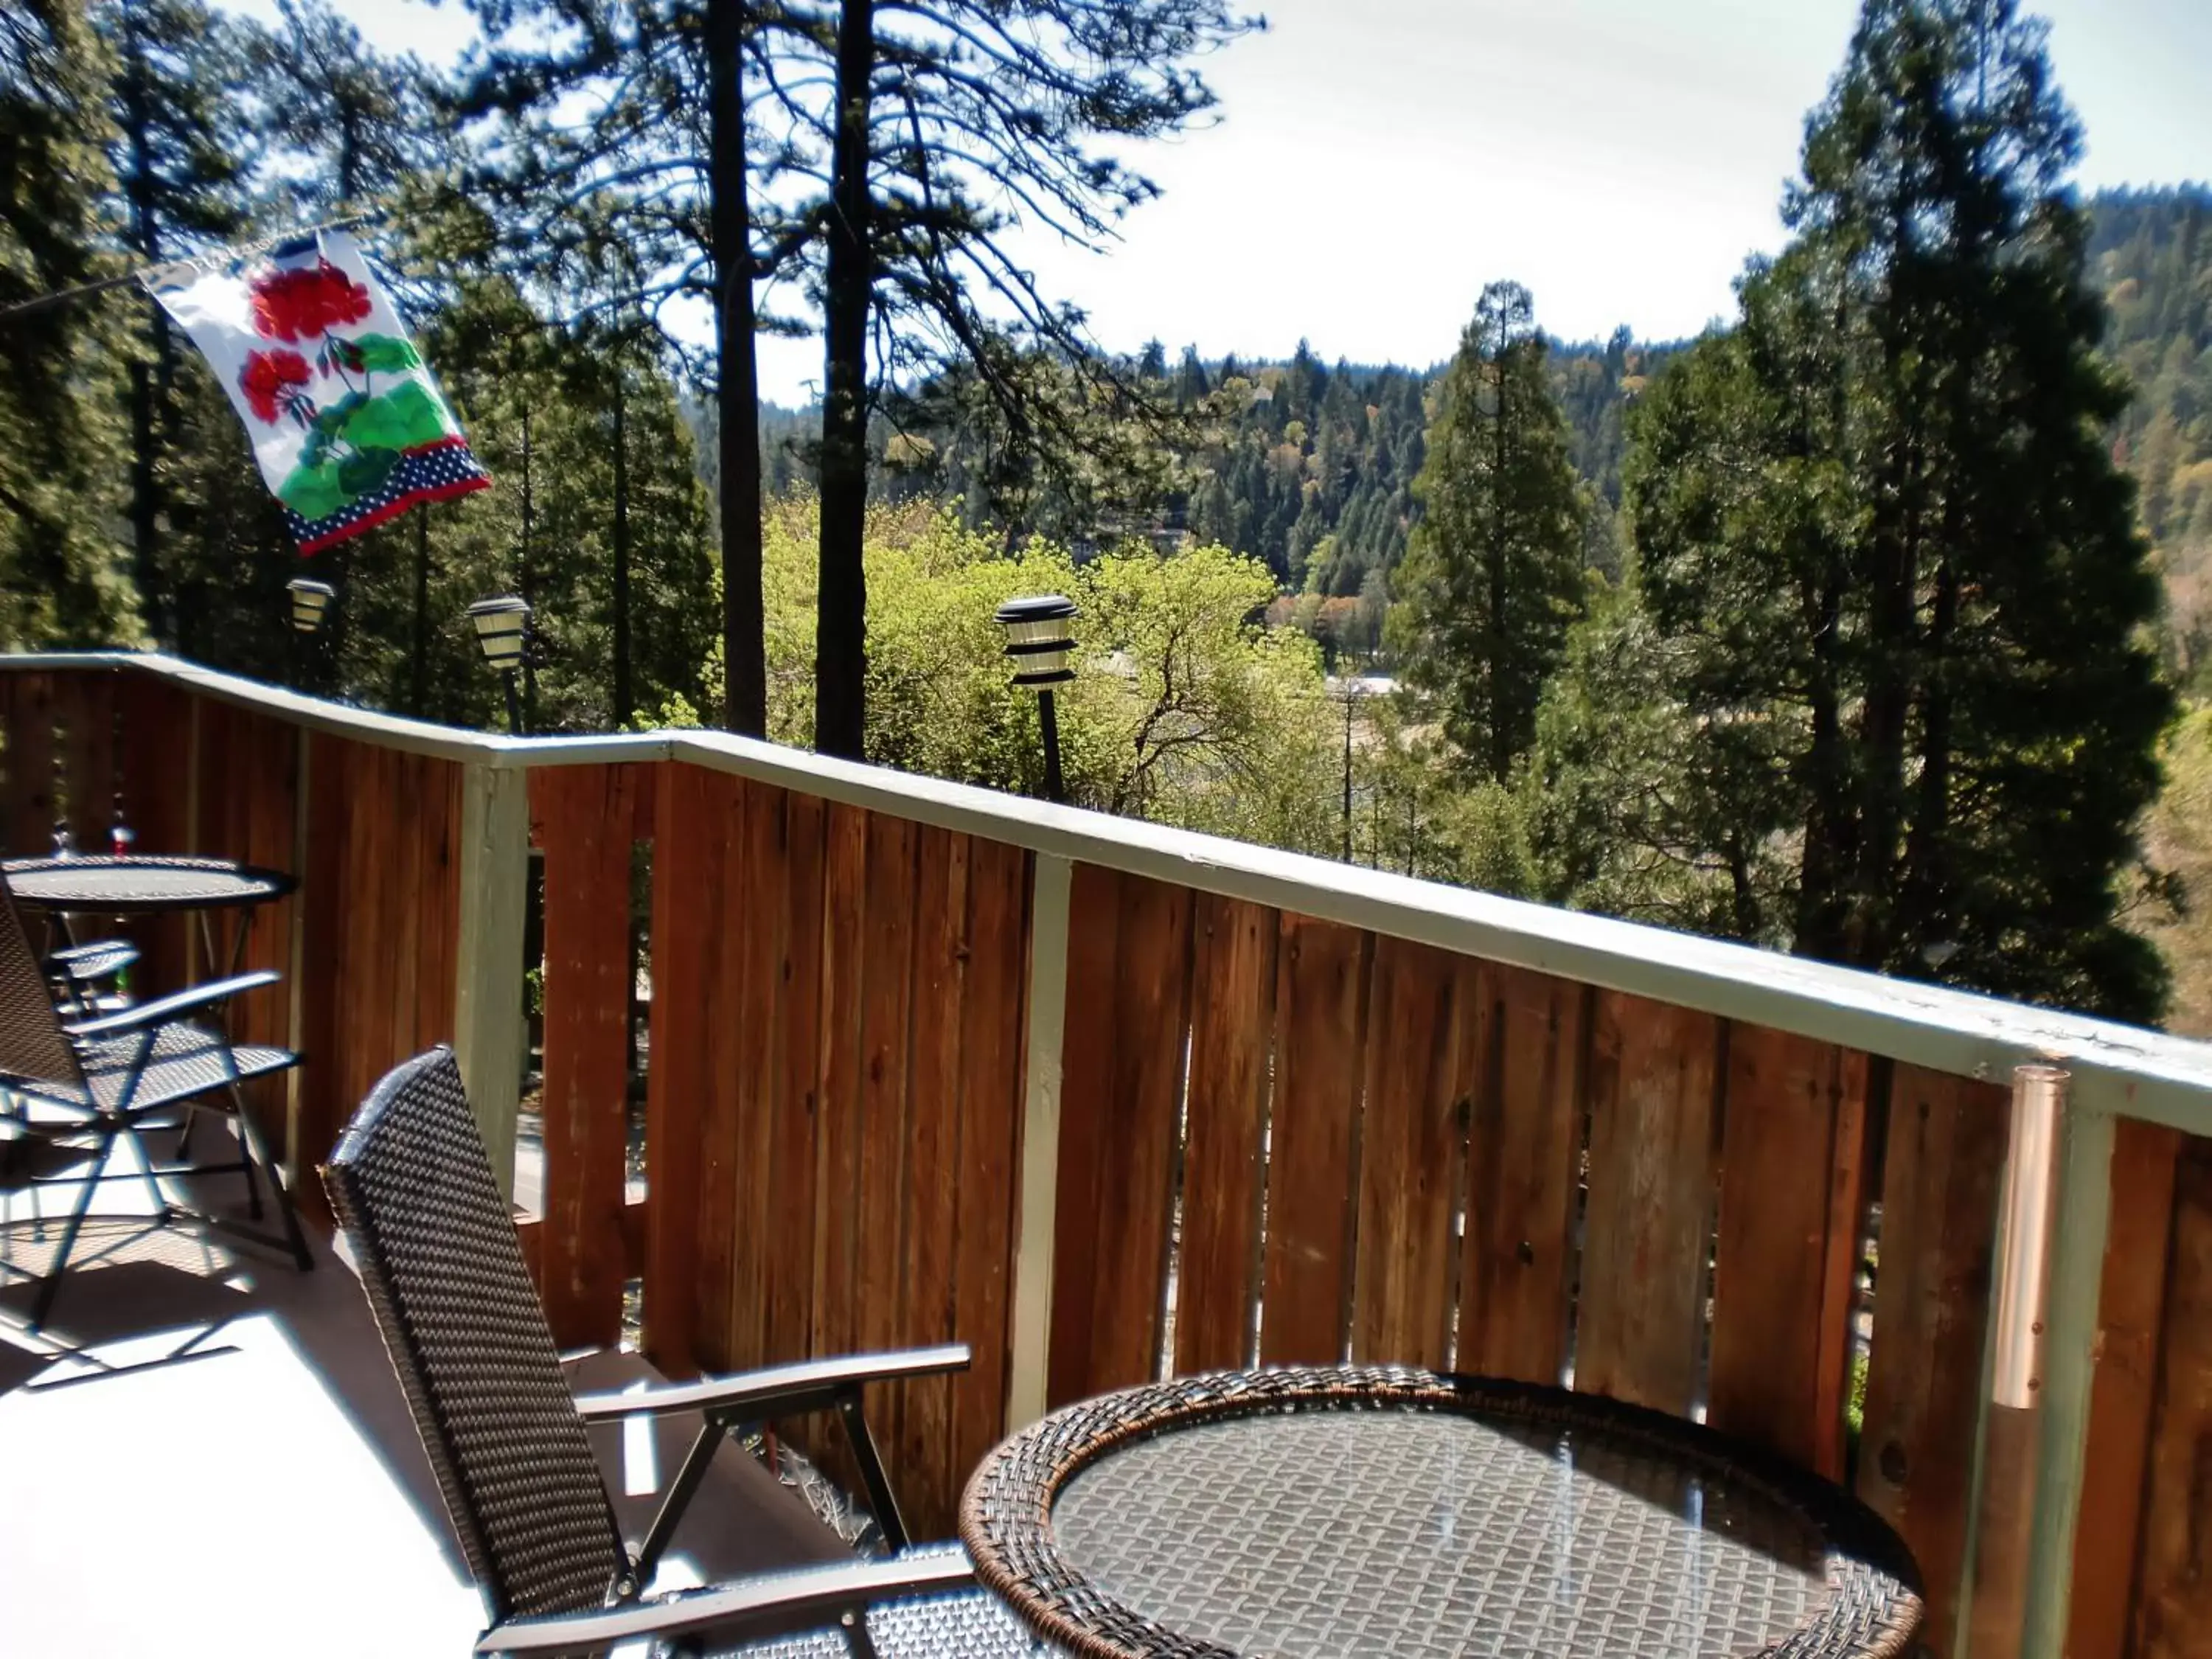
left=118, top=1119, right=175, bottom=1223
left=220, top=1087, right=265, bottom=1222
left=225, top=1088, right=310, bottom=1271
left=30, top=1121, right=116, bottom=1331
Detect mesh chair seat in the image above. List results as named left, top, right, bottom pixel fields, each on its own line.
left=10, top=1021, right=295, bottom=1119
left=710, top=1552, right=1041, bottom=1658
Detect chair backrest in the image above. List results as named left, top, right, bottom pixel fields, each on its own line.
left=324, top=1048, right=627, bottom=1624
left=0, top=882, right=84, bottom=1091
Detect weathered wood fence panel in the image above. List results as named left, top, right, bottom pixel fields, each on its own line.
left=630, top=765, right=1031, bottom=1539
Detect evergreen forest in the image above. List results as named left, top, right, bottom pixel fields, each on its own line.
left=4, top=0, right=2211, bottom=1032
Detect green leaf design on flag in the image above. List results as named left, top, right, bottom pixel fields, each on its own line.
left=279, top=459, right=349, bottom=521
left=330, top=332, right=421, bottom=375
left=338, top=446, right=400, bottom=495
left=343, top=380, right=452, bottom=451
left=311, top=391, right=366, bottom=442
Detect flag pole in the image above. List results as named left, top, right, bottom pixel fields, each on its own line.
left=0, top=209, right=385, bottom=329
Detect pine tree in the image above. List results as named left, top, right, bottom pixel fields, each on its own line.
left=97, top=0, right=252, bottom=645
left=0, top=2, right=138, bottom=645
left=1391, top=282, right=1587, bottom=784
left=1620, top=0, right=2174, bottom=1020
left=453, top=0, right=804, bottom=737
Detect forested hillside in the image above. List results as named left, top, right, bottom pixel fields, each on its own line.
left=2093, top=187, right=2212, bottom=690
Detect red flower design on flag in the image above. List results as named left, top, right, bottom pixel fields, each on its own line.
left=249, top=260, right=372, bottom=342
left=239, top=349, right=313, bottom=424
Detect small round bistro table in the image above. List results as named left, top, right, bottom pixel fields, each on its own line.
left=4, top=855, right=296, bottom=981
left=959, top=1366, right=1923, bottom=1659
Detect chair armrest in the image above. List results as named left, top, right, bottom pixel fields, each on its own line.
left=63, top=970, right=281, bottom=1038
left=476, top=1551, right=978, bottom=1656
left=46, top=939, right=139, bottom=975
left=571, top=1345, right=972, bottom=1423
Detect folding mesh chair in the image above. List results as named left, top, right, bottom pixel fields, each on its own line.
left=324, top=1048, right=1042, bottom=1659
left=0, top=879, right=307, bottom=1329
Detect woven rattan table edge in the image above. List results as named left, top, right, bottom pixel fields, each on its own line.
left=956, top=1365, right=1926, bottom=1659
left=2, top=855, right=298, bottom=912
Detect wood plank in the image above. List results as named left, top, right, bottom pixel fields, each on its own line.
left=682, top=768, right=745, bottom=1371
left=1576, top=991, right=1721, bottom=1414
left=1854, top=1062, right=2011, bottom=1659
left=336, top=742, right=394, bottom=1118
left=1350, top=934, right=1480, bottom=1369
left=1093, top=865, right=1191, bottom=1391
left=2, top=672, right=55, bottom=856
left=297, top=732, right=350, bottom=1166
left=1047, top=866, right=1191, bottom=1405
left=112, top=676, right=193, bottom=994
left=534, top=763, right=640, bottom=1350
left=1259, top=912, right=1369, bottom=1366
left=1045, top=862, right=1119, bottom=1405
left=413, top=758, right=462, bottom=1051
left=723, top=777, right=790, bottom=1373
left=1174, top=894, right=1278, bottom=1374
left=2066, top=1116, right=2183, bottom=1659
left=1708, top=1025, right=1871, bottom=1476
left=760, top=789, right=827, bottom=1370
left=810, top=801, right=871, bottom=1380
left=56, top=669, right=116, bottom=849
left=236, top=709, right=300, bottom=1153
left=644, top=762, right=716, bottom=1377
left=947, top=835, right=1029, bottom=1519
left=2130, top=1134, right=2212, bottom=1659
left=853, top=811, right=919, bottom=1425
left=895, top=824, right=968, bottom=1537
left=1458, top=964, right=1585, bottom=1385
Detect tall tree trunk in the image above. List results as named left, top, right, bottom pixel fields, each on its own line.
left=518, top=400, right=538, bottom=728
left=410, top=503, right=430, bottom=716
left=1486, top=344, right=1511, bottom=785
left=815, top=0, right=876, bottom=760
left=1902, top=558, right=1958, bottom=955
left=120, top=24, right=166, bottom=646
left=707, top=0, right=766, bottom=736
left=612, top=363, right=632, bottom=728
left=1795, top=568, right=1854, bottom=958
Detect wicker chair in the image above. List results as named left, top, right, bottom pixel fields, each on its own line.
left=0, top=877, right=307, bottom=1328
left=324, top=1048, right=1043, bottom=1659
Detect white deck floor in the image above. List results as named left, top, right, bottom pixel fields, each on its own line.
left=0, top=1137, right=851, bottom=1658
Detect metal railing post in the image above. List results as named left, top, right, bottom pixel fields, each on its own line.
left=2020, top=1072, right=2119, bottom=1659
left=1005, top=851, right=1073, bottom=1430
left=453, top=759, right=531, bottom=1200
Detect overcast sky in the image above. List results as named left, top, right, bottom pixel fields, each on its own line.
left=225, top=0, right=2212, bottom=401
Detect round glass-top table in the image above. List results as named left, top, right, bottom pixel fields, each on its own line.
left=4, top=854, right=296, bottom=982
left=2, top=855, right=294, bottom=915
left=960, top=1366, right=1922, bottom=1659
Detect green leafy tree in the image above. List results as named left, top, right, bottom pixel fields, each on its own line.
left=1391, top=281, right=1587, bottom=784
left=1610, top=0, right=2173, bottom=1020
left=713, top=495, right=1335, bottom=852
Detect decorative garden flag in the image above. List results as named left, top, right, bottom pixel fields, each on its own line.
left=150, top=231, right=490, bottom=553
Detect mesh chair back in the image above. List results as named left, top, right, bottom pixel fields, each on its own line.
left=0, top=880, right=85, bottom=1091
left=324, top=1048, right=627, bottom=1624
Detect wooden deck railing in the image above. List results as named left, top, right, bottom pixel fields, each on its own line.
left=7, top=651, right=2212, bottom=1659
